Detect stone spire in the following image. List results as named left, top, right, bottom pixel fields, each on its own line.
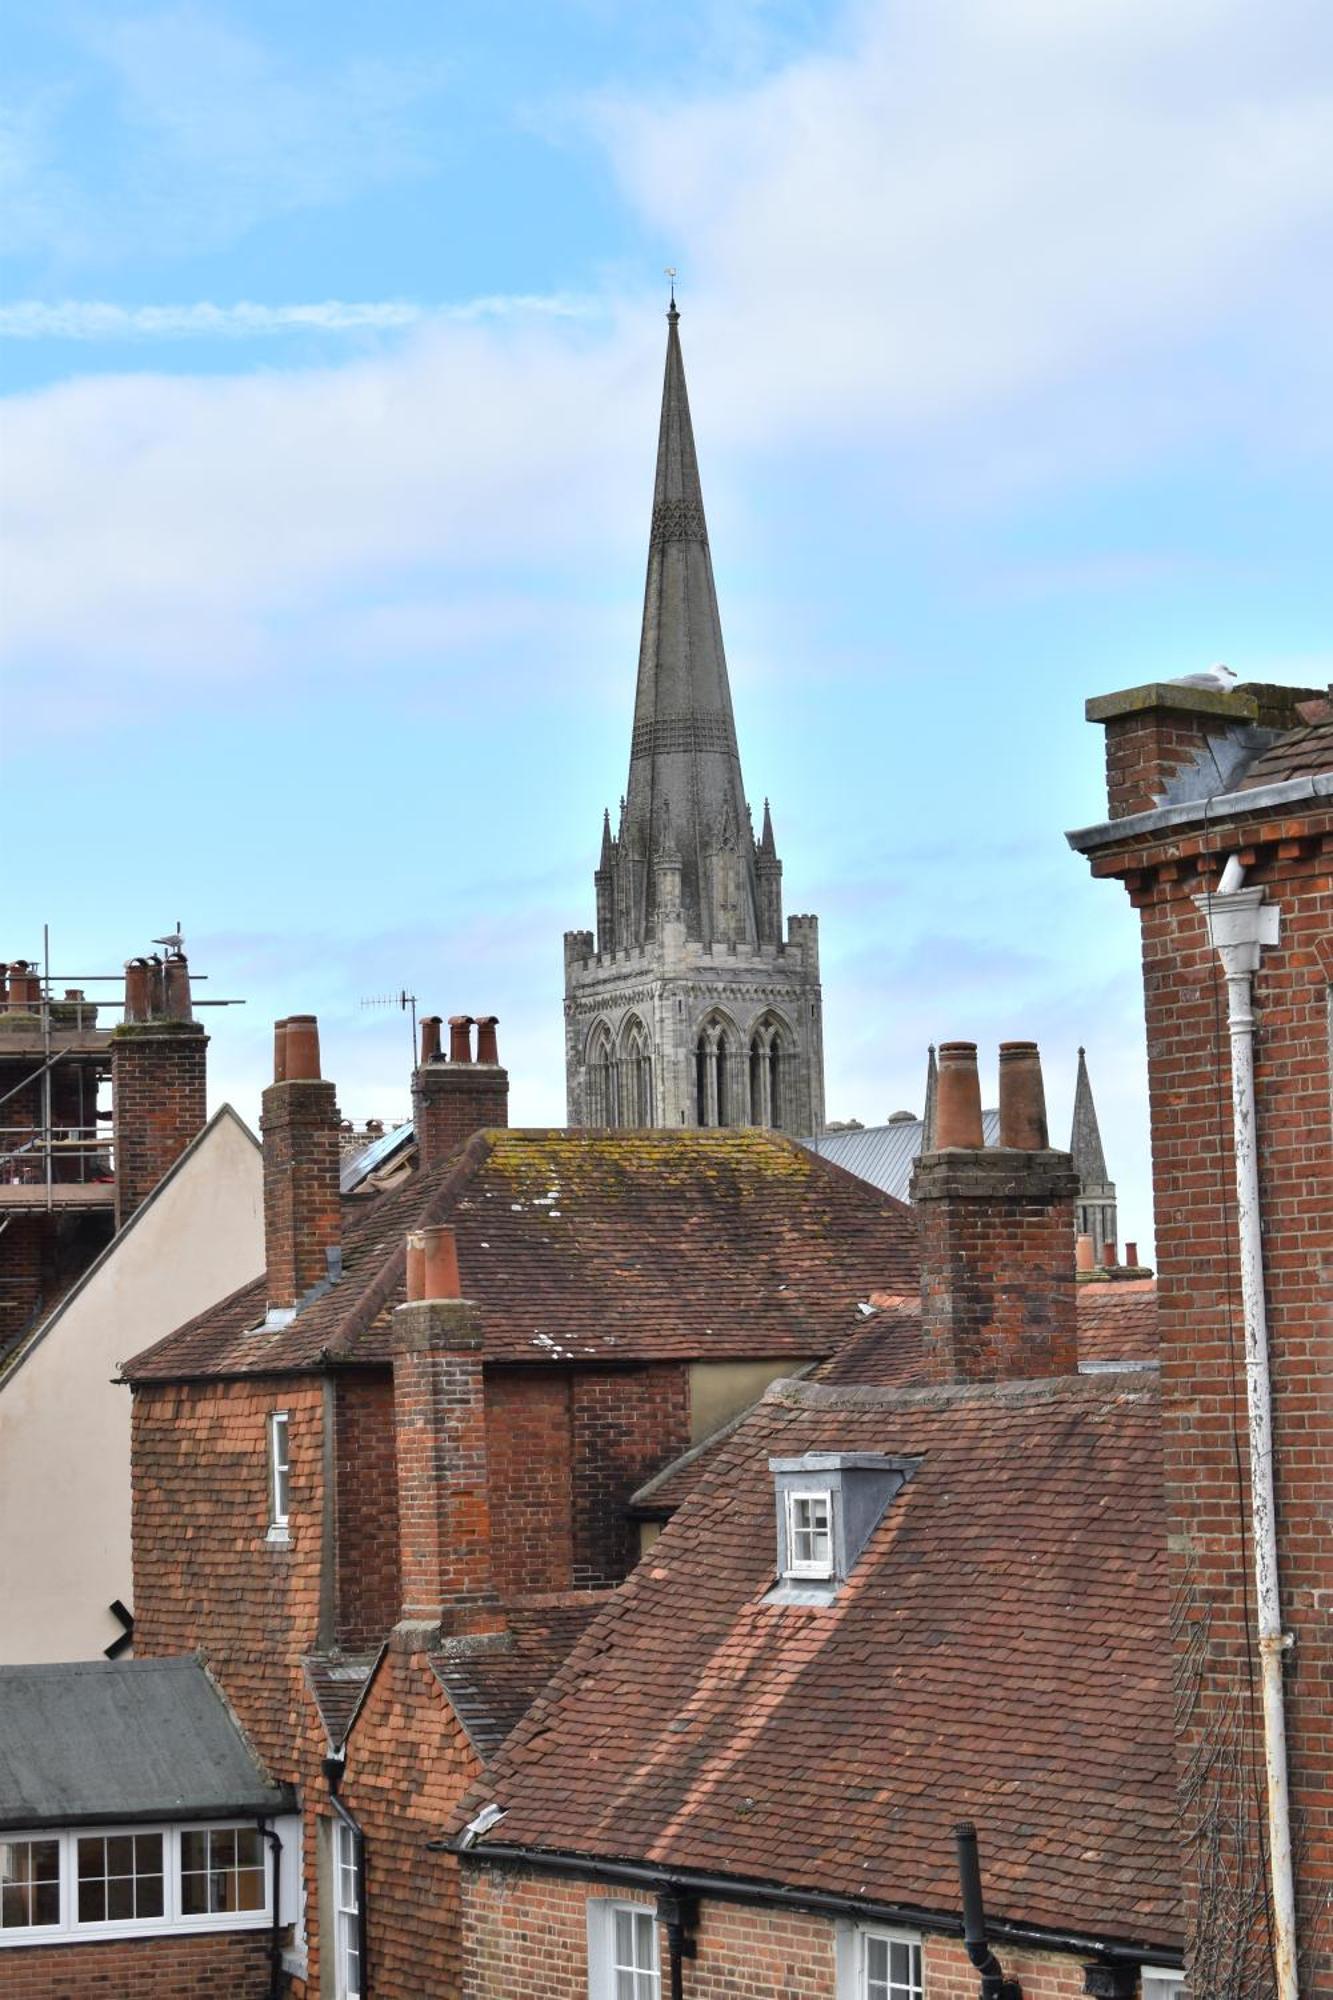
left=922, top=1044, right=939, bottom=1151
left=1070, top=1046, right=1117, bottom=1261
left=614, top=304, right=760, bottom=948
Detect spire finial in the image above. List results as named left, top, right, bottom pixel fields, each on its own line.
left=665, top=266, right=678, bottom=316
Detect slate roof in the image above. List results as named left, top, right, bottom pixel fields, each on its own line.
left=631, top=1283, right=1159, bottom=1518
left=803, top=1111, right=1001, bottom=1204
left=430, top=1595, right=612, bottom=1763
left=0, top=1658, right=293, bottom=1829
left=1234, top=710, right=1333, bottom=789
left=123, top=1129, right=918, bottom=1382
left=469, top=1373, right=1177, bottom=1954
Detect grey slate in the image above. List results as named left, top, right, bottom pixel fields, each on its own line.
left=0, top=1658, right=293, bottom=1828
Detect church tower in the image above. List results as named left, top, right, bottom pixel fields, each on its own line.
left=564, top=305, right=825, bottom=1133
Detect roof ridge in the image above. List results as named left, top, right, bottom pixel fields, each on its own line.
left=768, top=1369, right=1159, bottom=1413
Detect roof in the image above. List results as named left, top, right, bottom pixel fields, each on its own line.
left=0, top=1658, right=293, bottom=1829
left=631, top=1283, right=1158, bottom=1517
left=803, top=1111, right=1001, bottom=1204
left=430, top=1595, right=612, bottom=1762
left=303, top=1652, right=379, bottom=1748
left=123, top=1129, right=919, bottom=1382
left=1234, top=711, right=1333, bottom=789
left=340, top=1119, right=414, bottom=1194
left=469, top=1373, right=1177, bottom=1954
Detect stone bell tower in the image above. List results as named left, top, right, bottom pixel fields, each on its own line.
left=564, top=304, right=825, bottom=1133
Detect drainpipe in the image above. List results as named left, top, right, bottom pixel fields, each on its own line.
left=1195, top=860, right=1297, bottom=2000
left=953, top=1824, right=1022, bottom=2000
left=258, top=1817, right=283, bottom=2000
left=324, top=1752, right=369, bottom=1997
left=655, top=1888, right=698, bottom=2000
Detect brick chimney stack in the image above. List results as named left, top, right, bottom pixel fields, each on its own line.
left=111, top=951, right=208, bottom=1228
left=412, top=1011, right=509, bottom=1171
left=911, top=1040, right=1079, bottom=1384
left=261, top=1013, right=341, bottom=1312
left=391, top=1225, right=502, bottom=1641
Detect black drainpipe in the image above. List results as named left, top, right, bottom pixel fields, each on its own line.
left=655, top=1889, right=699, bottom=2000
left=954, top=1823, right=1022, bottom=2000
left=258, top=1817, right=283, bottom=2000
left=325, top=1753, right=369, bottom=1997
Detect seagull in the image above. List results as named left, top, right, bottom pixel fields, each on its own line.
left=153, top=924, right=185, bottom=955
left=1173, top=663, right=1238, bottom=691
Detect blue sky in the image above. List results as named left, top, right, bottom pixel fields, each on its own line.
left=4, top=0, right=1332, bottom=1252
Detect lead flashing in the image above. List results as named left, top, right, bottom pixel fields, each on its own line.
left=1066, top=772, right=1332, bottom=856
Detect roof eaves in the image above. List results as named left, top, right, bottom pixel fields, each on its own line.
left=1066, top=771, right=1332, bottom=855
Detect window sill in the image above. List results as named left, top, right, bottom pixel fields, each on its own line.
left=0, top=1911, right=273, bottom=1949
left=266, top=1525, right=292, bottom=1546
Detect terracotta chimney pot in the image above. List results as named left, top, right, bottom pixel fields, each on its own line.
left=934, top=1042, right=984, bottom=1149
left=273, top=1018, right=291, bottom=1083
left=1076, top=1232, right=1096, bottom=1273
left=1103, top=1240, right=1118, bottom=1269
left=420, top=1015, right=443, bottom=1064
left=448, top=1015, right=474, bottom=1064
left=285, top=1015, right=322, bottom=1082
left=405, top=1231, right=426, bottom=1303
left=475, top=1015, right=500, bottom=1065
left=1125, top=1240, right=1139, bottom=1269
left=998, top=1040, right=1048, bottom=1150
left=124, top=959, right=151, bottom=1024
left=420, top=1224, right=461, bottom=1301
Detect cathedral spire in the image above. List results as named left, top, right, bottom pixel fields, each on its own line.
left=1070, top=1047, right=1109, bottom=1185
left=619, top=304, right=756, bottom=948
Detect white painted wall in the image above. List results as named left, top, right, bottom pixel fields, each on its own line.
left=0, top=1108, right=263, bottom=1664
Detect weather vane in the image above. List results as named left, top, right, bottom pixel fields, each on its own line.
left=664, top=265, right=677, bottom=309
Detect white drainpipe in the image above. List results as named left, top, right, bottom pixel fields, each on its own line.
left=1195, top=860, right=1297, bottom=2000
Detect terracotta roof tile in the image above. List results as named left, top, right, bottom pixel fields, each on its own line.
left=1235, top=713, right=1333, bottom=789
left=430, top=1595, right=611, bottom=1762
left=473, top=1373, right=1177, bottom=1952
left=123, top=1131, right=918, bottom=1382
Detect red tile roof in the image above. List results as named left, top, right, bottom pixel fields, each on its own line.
left=123, top=1131, right=918, bottom=1382
left=430, top=1595, right=612, bottom=1762
left=1075, top=1279, right=1159, bottom=1367
left=1235, top=712, right=1333, bottom=789
left=472, top=1373, right=1177, bottom=1953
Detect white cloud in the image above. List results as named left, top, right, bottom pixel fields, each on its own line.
left=0, top=295, right=591, bottom=340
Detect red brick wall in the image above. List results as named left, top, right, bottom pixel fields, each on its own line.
left=261, top=1077, right=341, bottom=1307
left=111, top=1024, right=208, bottom=1227
left=487, top=1369, right=574, bottom=1595
left=1089, top=805, right=1333, bottom=1991
left=413, top=1065, right=508, bottom=1170
left=339, top=1642, right=485, bottom=1998
left=131, top=1375, right=326, bottom=1777
left=460, top=1863, right=1104, bottom=1999
left=335, top=1371, right=400, bottom=1648
left=1101, top=704, right=1237, bottom=821
left=393, top=1301, right=500, bottom=1628
left=570, top=1364, right=690, bottom=1584
left=0, top=1928, right=273, bottom=1999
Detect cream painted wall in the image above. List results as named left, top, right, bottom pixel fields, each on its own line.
left=687, top=1356, right=810, bottom=1446
left=0, top=1108, right=263, bottom=1664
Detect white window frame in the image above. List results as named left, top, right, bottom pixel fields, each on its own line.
left=333, top=1818, right=362, bottom=2000
left=834, top=1921, right=925, bottom=2000
left=1142, top=1971, right=1187, bottom=2000
left=586, top=1895, right=661, bottom=1999
left=0, top=1818, right=296, bottom=1947
left=785, top=1487, right=834, bottom=1579
left=0, top=1833, right=63, bottom=1937
left=268, top=1411, right=291, bottom=1540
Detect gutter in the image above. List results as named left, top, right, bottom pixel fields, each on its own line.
left=444, top=1839, right=1182, bottom=1972
left=1066, top=770, right=1331, bottom=856
left=1195, top=863, right=1298, bottom=2000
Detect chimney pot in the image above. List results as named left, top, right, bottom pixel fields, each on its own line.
left=162, top=953, right=193, bottom=1022
left=448, top=1015, right=474, bottom=1064
left=405, top=1231, right=426, bottom=1303
left=273, top=1018, right=291, bottom=1084
left=1125, top=1240, right=1139, bottom=1269
left=998, top=1040, right=1048, bottom=1150
left=285, top=1015, right=322, bottom=1081
left=124, top=959, right=152, bottom=1024
left=934, top=1041, right=984, bottom=1149
left=474, top=1015, right=499, bottom=1065
left=1103, top=1240, right=1118, bottom=1269
left=1076, top=1232, right=1096, bottom=1272
left=420, top=1015, right=443, bottom=1064
left=420, top=1224, right=462, bottom=1301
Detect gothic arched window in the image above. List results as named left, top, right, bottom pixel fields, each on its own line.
left=747, top=1013, right=793, bottom=1131
left=619, top=1016, right=654, bottom=1129
left=695, top=1014, right=735, bottom=1127
left=586, top=1021, right=617, bottom=1127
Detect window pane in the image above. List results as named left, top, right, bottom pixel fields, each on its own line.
left=106, top=1875, right=134, bottom=1922
left=0, top=1839, right=60, bottom=1931
left=136, top=1869, right=164, bottom=1920
left=78, top=1876, right=107, bottom=1924
left=614, top=1906, right=634, bottom=1963
left=236, top=1857, right=266, bottom=1910
left=105, top=1834, right=134, bottom=1876
left=180, top=1829, right=208, bottom=1874
left=181, top=1866, right=210, bottom=1915
left=633, top=1911, right=654, bottom=1968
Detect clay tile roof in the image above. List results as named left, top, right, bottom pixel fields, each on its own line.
left=472, top=1374, right=1177, bottom=1954
left=303, top=1653, right=379, bottom=1748
left=431, top=1595, right=612, bottom=1762
left=1234, top=712, right=1333, bottom=789
left=1075, top=1279, right=1159, bottom=1368
left=123, top=1130, right=918, bottom=1382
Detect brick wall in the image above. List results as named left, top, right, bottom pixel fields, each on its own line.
left=1087, top=793, right=1333, bottom=1989
left=460, top=1862, right=1109, bottom=1999
left=413, top=1063, right=509, bottom=1170
left=261, top=1076, right=340, bottom=1308
left=334, top=1370, right=400, bottom=1649
left=131, top=1375, right=326, bottom=1776
left=0, top=1928, right=273, bottom=1999
left=487, top=1369, right=573, bottom=1595
left=570, top=1364, right=690, bottom=1584
left=111, top=1023, right=208, bottom=1227
left=339, top=1641, right=485, bottom=1999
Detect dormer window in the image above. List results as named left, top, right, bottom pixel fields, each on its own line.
left=785, top=1491, right=833, bottom=1578
left=769, top=1452, right=919, bottom=1602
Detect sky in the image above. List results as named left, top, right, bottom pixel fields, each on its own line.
left=3, top=0, right=1332, bottom=1254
